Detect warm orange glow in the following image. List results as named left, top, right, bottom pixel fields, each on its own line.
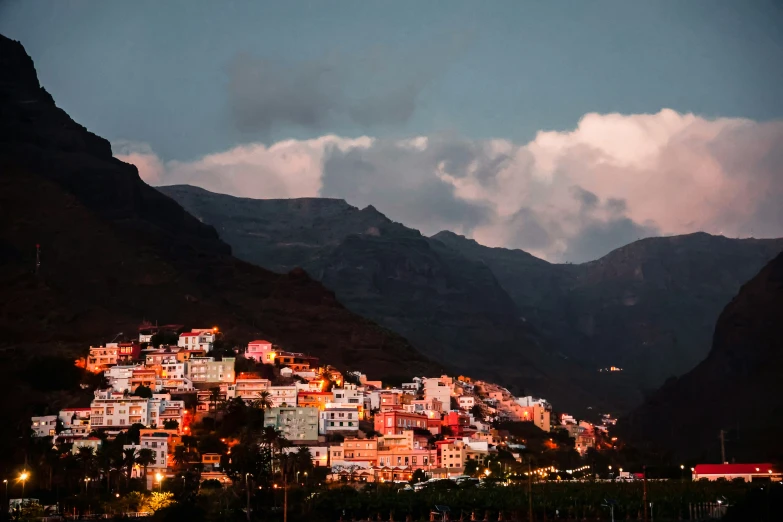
left=213, top=326, right=218, bottom=332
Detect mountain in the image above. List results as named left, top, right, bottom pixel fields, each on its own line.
left=0, top=33, right=437, bottom=383
left=433, top=230, right=783, bottom=390
left=161, top=185, right=642, bottom=413
left=163, top=184, right=783, bottom=409
left=620, top=250, right=783, bottom=461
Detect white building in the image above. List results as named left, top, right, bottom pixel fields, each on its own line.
left=423, top=377, right=452, bottom=410
left=458, top=396, right=476, bottom=410
left=282, top=445, right=330, bottom=467
left=265, top=406, right=319, bottom=442
left=105, top=364, right=144, bottom=393
left=268, top=386, right=298, bottom=407
left=186, top=357, right=235, bottom=384
left=401, top=382, right=420, bottom=394
left=319, top=404, right=360, bottom=434
left=59, top=408, right=92, bottom=437
left=228, top=372, right=271, bottom=402
left=332, top=384, right=364, bottom=407
left=31, top=415, right=57, bottom=437
left=90, top=390, right=184, bottom=429
left=72, top=437, right=101, bottom=455
left=178, top=330, right=215, bottom=352
left=516, top=396, right=550, bottom=409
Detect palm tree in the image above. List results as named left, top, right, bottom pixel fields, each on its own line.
left=122, top=448, right=137, bottom=484
left=76, top=446, right=96, bottom=479
left=209, top=387, right=221, bottom=418
left=96, top=444, right=115, bottom=493
left=251, top=391, right=274, bottom=429
left=136, top=448, right=156, bottom=486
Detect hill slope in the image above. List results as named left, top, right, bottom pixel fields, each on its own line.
left=0, top=33, right=437, bottom=381
left=161, top=185, right=642, bottom=412
left=621, top=250, right=783, bottom=461
left=433, top=230, right=783, bottom=389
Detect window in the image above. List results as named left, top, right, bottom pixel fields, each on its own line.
left=412, top=457, right=417, bottom=465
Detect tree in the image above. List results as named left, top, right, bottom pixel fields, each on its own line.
left=295, top=446, right=313, bottom=475
left=411, top=469, right=427, bottom=484
left=163, top=419, right=179, bottom=430
left=133, top=385, right=153, bottom=399
left=208, top=387, right=222, bottom=418
left=137, top=448, right=156, bottom=485
left=464, top=459, right=479, bottom=477
left=76, top=445, right=97, bottom=478
left=250, top=390, right=273, bottom=429
left=470, top=404, right=484, bottom=421
left=122, top=448, right=138, bottom=484
left=142, top=491, right=175, bottom=512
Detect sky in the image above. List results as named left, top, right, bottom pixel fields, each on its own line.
left=2, top=0, right=783, bottom=262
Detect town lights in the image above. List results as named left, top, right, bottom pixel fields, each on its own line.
left=680, top=465, right=684, bottom=470
left=484, top=469, right=491, bottom=477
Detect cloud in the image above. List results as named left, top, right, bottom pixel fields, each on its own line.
left=225, top=35, right=470, bottom=135
left=114, top=109, right=783, bottom=263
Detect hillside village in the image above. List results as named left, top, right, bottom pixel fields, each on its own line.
left=31, top=322, right=618, bottom=490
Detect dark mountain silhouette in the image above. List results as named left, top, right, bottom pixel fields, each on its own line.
left=0, top=33, right=437, bottom=382
left=621, top=251, right=783, bottom=461
left=162, top=185, right=782, bottom=412
left=434, top=230, right=783, bottom=390
left=160, top=185, right=645, bottom=413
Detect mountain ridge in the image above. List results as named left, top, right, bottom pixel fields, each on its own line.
left=620, top=250, right=783, bottom=460
left=0, top=33, right=438, bottom=381
left=161, top=183, right=783, bottom=409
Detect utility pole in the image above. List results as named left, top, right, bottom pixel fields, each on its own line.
left=642, top=466, right=648, bottom=522
left=283, top=469, right=288, bottom=522
left=245, top=473, right=251, bottom=522
left=528, top=459, right=533, bottom=522
left=719, top=430, right=726, bottom=463
left=35, top=244, right=41, bottom=274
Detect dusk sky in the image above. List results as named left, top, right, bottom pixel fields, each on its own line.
left=3, top=0, right=783, bottom=262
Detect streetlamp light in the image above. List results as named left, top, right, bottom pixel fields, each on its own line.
left=19, top=472, right=29, bottom=498
left=680, top=464, right=684, bottom=481
left=484, top=469, right=491, bottom=477
left=155, top=473, right=163, bottom=492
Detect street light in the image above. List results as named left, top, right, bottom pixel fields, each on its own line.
left=484, top=469, right=491, bottom=477
left=155, top=473, right=164, bottom=492
left=19, top=472, right=29, bottom=498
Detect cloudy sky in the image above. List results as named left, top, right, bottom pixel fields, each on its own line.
left=3, top=1, right=783, bottom=262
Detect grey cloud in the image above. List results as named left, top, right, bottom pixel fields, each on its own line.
left=226, top=34, right=470, bottom=135
left=564, top=217, right=659, bottom=263
left=227, top=55, right=340, bottom=133
left=570, top=185, right=599, bottom=210
left=321, top=139, right=492, bottom=236
left=505, top=208, right=554, bottom=252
